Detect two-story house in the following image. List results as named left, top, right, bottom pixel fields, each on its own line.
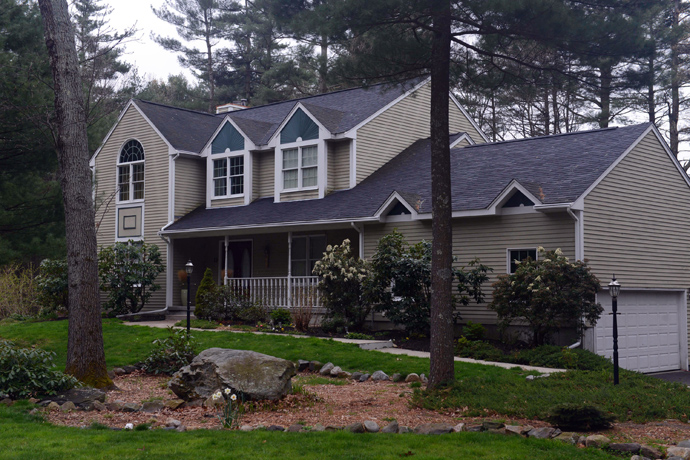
left=92, top=77, right=690, bottom=374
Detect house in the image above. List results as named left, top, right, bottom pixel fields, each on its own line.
left=91, top=77, right=690, bottom=374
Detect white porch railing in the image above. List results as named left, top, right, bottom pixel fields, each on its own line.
left=225, top=276, right=321, bottom=309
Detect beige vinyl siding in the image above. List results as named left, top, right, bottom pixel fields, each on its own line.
left=363, top=212, right=575, bottom=324
left=584, top=131, right=690, bottom=289
left=211, top=196, right=244, bottom=207
left=280, top=189, right=318, bottom=202
left=94, top=104, right=169, bottom=310
left=253, top=150, right=275, bottom=200
left=327, top=140, right=351, bottom=192
left=174, top=156, right=205, bottom=218
left=250, top=233, right=289, bottom=277
left=355, top=82, right=485, bottom=184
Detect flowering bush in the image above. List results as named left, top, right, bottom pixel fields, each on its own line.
left=490, top=248, right=602, bottom=346
left=312, top=239, right=371, bottom=331
left=213, top=388, right=243, bottom=428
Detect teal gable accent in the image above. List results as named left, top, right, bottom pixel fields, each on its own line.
left=280, top=108, right=319, bottom=144
left=212, top=122, right=245, bottom=154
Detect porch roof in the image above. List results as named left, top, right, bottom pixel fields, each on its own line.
left=163, top=123, right=652, bottom=234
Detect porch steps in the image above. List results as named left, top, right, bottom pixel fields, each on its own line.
left=166, top=305, right=196, bottom=322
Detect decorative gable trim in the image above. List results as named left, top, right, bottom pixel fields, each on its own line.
left=374, top=191, right=420, bottom=222
left=450, top=133, right=475, bottom=148
left=266, top=103, right=330, bottom=147
left=200, top=117, right=255, bottom=158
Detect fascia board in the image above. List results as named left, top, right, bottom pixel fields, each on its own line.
left=649, top=124, right=690, bottom=188
left=449, top=92, right=490, bottom=143
left=450, top=133, right=475, bottom=148
left=486, top=179, right=543, bottom=212
left=373, top=191, right=419, bottom=219
left=265, top=102, right=332, bottom=148
left=90, top=99, right=134, bottom=166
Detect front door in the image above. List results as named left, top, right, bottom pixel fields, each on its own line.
left=220, top=241, right=252, bottom=280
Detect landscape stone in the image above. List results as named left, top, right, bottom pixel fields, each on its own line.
left=183, top=399, right=203, bottom=408
left=680, top=440, right=690, bottom=448
left=107, top=370, right=116, bottom=379
left=175, top=425, right=186, bottom=432
left=44, top=388, right=106, bottom=408
left=93, top=401, right=106, bottom=411
left=240, top=425, right=254, bottom=432
left=371, top=370, right=389, bottom=381
left=585, top=435, right=611, bottom=448
left=312, top=423, right=326, bottom=432
left=414, top=423, right=453, bottom=435
left=266, top=425, right=285, bottom=432
left=482, top=421, right=505, bottom=430
left=308, top=361, right=323, bottom=372
left=164, top=399, right=185, bottom=410
left=166, top=418, right=182, bottom=428
left=47, top=402, right=60, bottom=412
left=381, top=421, right=399, bottom=433
left=359, top=374, right=370, bottom=382
left=553, top=432, right=578, bottom=444
left=60, top=401, right=77, bottom=412
left=105, top=401, right=123, bottom=411
left=404, top=373, right=421, bottom=383
left=330, top=366, right=343, bottom=376
left=203, top=396, right=223, bottom=408
left=466, top=425, right=484, bottom=432
left=297, top=360, right=310, bottom=372
left=339, top=371, right=352, bottom=379
left=319, top=363, right=335, bottom=376
left=122, top=402, right=141, bottom=412
left=123, top=365, right=138, bottom=373
left=419, top=374, right=428, bottom=383
left=527, top=427, right=555, bottom=439
left=345, top=422, right=365, bottom=433
left=504, top=425, right=524, bottom=436
left=364, top=421, right=379, bottom=433
left=452, top=423, right=465, bottom=433
left=640, top=444, right=662, bottom=458
left=113, top=367, right=126, bottom=376
left=608, top=443, right=640, bottom=453
left=398, top=426, right=413, bottom=434
left=351, top=372, right=363, bottom=381
left=391, top=373, right=403, bottom=382
left=169, top=348, right=296, bottom=401
left=324, top=425, right=341, bottom=431
left=287, top=424, right=303, bottom=432
left=668, top=447, right=690, bottom=460
left=142, top=401, right=165, bottom=413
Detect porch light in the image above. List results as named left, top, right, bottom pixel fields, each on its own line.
left=186, top=260, right=194, bottom=334
left=185, top=260, right=194, bottom=275
left=608, top=275, right=620, bottom=298
left=609, top=275, right=620, bottom=385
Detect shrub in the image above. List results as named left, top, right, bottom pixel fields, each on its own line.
left=510, top=345, right=612, bottom=371
left=36, top=258, right=68, bottom=316
left=194, top=268, right=216, bottom=318
left=546, top=403, right=615, bottom=431
left=345, top=332, right=374, bottom=340
left=454, top=337, right=504, bottom=362
left=98, top=242, right=164, bottom=316
left=237, top=300, right=269, bottom=323
left=0, top=340, right=78, bottom=398
left=143, top=327, right=197, bottom=375
left=461, top=321, right=486, bottom=341
left=490, top=248, right=602, bottom=346
left=270, top=308, right=292, bottom=325
left=312, top=239, right=371, bottom=331
left=292, top=304, right=313, bottom=332
left=196, top=285, right=268, bottom=324
left=0, top=264, right=41, bottom=319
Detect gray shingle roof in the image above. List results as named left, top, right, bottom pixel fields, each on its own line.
left=164, top=123, right=655, bottom=233
left=132, top=78, right=426, bottom=152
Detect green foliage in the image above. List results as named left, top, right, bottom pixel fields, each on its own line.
left=313, top=239, right=371, bottom=331
left=0, top=339, right=78, bottom=398
left=546, top=403, right=616, bottom=431
left=196, top=285, right=268, bottom=324
left=270, top=308, right=292, bottom=325
left=455, top=337, right=504, bottom=362
left=212, top=389, right=244, bottom=429
left=366, top=231, right=491, bottom=335
left=490, top=248, right=603, bottom=346
left=143, top=327, right=197, bottom=375
left=194, top=268, right=216, bottom=319
left=461, top=321, right=486, bottom=341
left=98, top=242, right=164, bottom=316
left=0, top=264, right=40, bottom=319
left=36, top=258, right=68, bottom=316
left=344, top=332, right=374, bottom=340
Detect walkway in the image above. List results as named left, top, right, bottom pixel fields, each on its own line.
left=124, top=319, right=565, bottom=374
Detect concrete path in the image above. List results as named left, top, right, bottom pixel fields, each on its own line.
left=123, top=319, right=564, bottom=373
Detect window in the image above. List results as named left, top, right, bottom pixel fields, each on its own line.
left=118, top=140, right=144, bottom=202
left=508, top=248, right=537, bottom=274
left=291, top=235, right=326, bottom=276
left=213, top=156, right=244, bottom=197
left=283, top=145, right=318, bottom=190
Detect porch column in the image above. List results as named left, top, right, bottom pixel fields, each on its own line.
left=224, top=236, right=229, bottom=285
left=287, top=232, right=292, bottom=308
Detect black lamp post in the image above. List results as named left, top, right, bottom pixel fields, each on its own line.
left=185, top=260, right=194, bottom=334
left=609, top=275, right=621, bottom=385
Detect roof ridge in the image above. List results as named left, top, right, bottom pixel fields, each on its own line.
left=133, top=99, right=217, bottom=118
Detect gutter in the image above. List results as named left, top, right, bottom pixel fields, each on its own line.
left=350, top=222, right=364, bottom=259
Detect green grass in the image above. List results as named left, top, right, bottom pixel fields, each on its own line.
left=0, top=403, right=617, bottom=460
left=172, top=319, right=220, bottom=329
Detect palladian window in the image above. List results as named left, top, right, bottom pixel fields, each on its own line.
left=117, top=140, right=144, bottom=202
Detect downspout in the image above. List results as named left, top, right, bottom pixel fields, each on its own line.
left=566, top=206, right=584, bottom=348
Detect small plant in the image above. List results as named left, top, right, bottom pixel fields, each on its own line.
left=194, top=268, right=216, bottom=318
left=134, top=423, right=152, bottom=431
left=143, top=327, right=197, bottom=375
left=0, top=340, right=78, bottom=398
left=212, top=388, right=243, bottom=429
left=461, top=321, right=486, bottom=341
left=36, top=259, right=68, bottom=316
left=546, top=403, right=615, bottom=431
left=270, top=308, right=292, bottom=326
left=455, top=337, right=504, bottom=362
left=177, top=269, right=188, bottom=283
left=0, top=263, right=41, bottom=319
left=292, top=304, right=313, bottom=332
left=344, top=332, right=374, bottom=340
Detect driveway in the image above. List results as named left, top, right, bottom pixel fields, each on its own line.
left=649, top=370, right=690, bottom=385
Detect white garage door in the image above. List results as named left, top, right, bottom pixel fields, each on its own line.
left=589, top=290, right=685, bottom=373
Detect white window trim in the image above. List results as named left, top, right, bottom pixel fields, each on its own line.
left=210, top=152, right=246, bottom=199
left=115, top=203, right=145, bottom=243
left=116, top=139, right=145, bottom=205
left=506, top=247, right=538, bottom=274
left=279, top=139, right=322, bottom=193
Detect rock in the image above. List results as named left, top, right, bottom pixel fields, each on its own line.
left=419, top=374, right=428, bottom=384
left=381, top=421, right=399, bottom=433
left=487, top=428, right=506, bottom=435
left=93, top=401, right=106, bottom=411
left=364, top=421, right=379, bottom=433
left=452, top=423, right=465, bottom=433
left=608, top=443, right=640, bottom=453
left=123, top=365, right=138, bottom=373
left=176, top=425, right=186, bottom=432
left=312, top=423, right=326, bottom=432
left=680, top=440, right=690, bottom=448
left=640, top=444, right=662, bottom=458
left=166, top=418, right=182, bottom=428
left=142, top=401, right=165, bottom=413
left=553, top=432, right=578, bottom=444
left=203, top=396, right=224, bottom=408
left=169, top=348, right=296, bottom=401
left=339, top=371, right=352, bottom=379
left=60, top=401, right=77, bottom=412
left=309, top=361, right=323, bottom=372
left=107, top=370, right=116, bottom=379
left=630, top=456, right=651, bottom=460
left=351, top=372, right=363, bottom=381
left=240, top=425, right=254, bottom=432
left=466, top=425, right=484, bottom=432
left=585, top=435, right=611, bottom=448
left=297, top=360, right=310, bottom=372
left=414, top=423, right=453, bottom=435
left=319, top=363, right=335, bottom=376
left=391, top=373, right=403, bottom=382
left=405, top=373, right=421, bottom=383
left=527, top=427, right=556, bottom=439
left=113, top=367, right=126, bottom=376
left=398, top=426, right=413, bottom=434
left=668, top=447, right=690, bottom=460
left=482, top=421, right=505, bottom=430
left=46, top=402, right=60, bottom=412
left=324, top=425, right=341, bottom=431
left=164, top=399, right=185, bottom=410
left=122, top=402, right=141, bottom=412
left=287, top=424, right=303, bottom=432
left=43, top=388, right=106, bottom=409
left=266, top=425, right=285, bottom=432
left=345, top=422, right=365, bottom=433
left=504, top=425, right=525, bottom=436
left=28, top=398, right=40, bottom=404
left=183, top=399, right=203, bottom=408
left=330, top=366, right=343, bottom=376
left=359, top=374, right=370, bottom=382
left=105, top=401, right=123, bottom=411
left=371, top=370, right=389, bottom=381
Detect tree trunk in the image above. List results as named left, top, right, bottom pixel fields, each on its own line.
left=670, top=0, right=680, bottom=156
left=598, top=62, right=612, bottom=128
left=38, top=0, right=112, bottom=388
left=428, top=0, right=454, bottom=389
left=648, top=54, right=656, bottom=123
left=319, top=33, right=328, bottom=93
left=204, top=8, right=215, bottom=113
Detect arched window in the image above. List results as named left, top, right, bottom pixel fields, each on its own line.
left=118, top=140, right=145, bottom=202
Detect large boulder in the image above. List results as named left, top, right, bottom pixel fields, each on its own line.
left=168, top=348, right=296, bottom=401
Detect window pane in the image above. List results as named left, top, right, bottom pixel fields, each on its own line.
left=302, top=167, right=317, bottom=187
left=302, top=146, right=318, bottom=167
left=283, top=149, right=298, bottom=169
left=309, top=236, right=326, bottom=260
left=291, top=261, right=307, bottom=277
left=230, top=175, right=243, bottom=195
left=229, top=156, right=244, bottom=176
left=118, top=166, right=129, bottom=201
left=283, top=170, right=298, bottom=189
left=214, top=178, right=227, bottom=196
left=119, top=183, right=129, bottom=201
left=132, top=163, right=145, bottom=182
left=133, top=182, right=144, bottom=200
left=291, top=237, right=306, bottom=259
left=213, top=159, right=227, bottom=178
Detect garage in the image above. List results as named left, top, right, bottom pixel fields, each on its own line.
left=585, top=290, right=687, bottom=373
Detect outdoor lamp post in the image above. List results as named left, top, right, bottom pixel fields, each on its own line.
left=185, top=260, right=194, bottom=334
left=609, top=275, right=621, bottom=385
